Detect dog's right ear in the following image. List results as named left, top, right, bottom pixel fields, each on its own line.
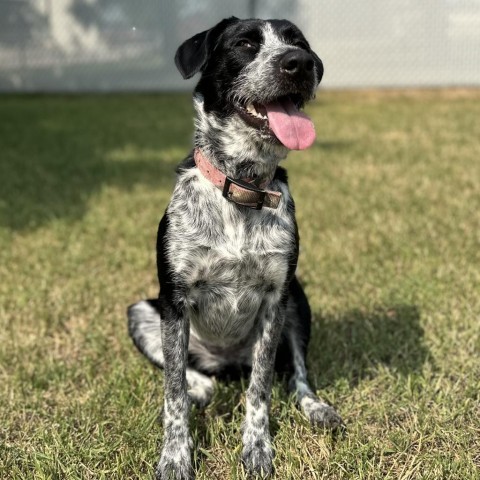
left=175, top=17, right=239, bottom=79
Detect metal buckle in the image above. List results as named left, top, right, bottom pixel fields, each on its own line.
left=222, top=176, right=266, bottom=210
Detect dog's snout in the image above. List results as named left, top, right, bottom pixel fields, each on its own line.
left=279, top=50, right=314, bottom=77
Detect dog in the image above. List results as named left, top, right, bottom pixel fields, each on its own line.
left=127, top=17, right=344, bottom=479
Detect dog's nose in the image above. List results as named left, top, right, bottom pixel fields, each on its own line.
left=279, top=50, right=314, bottom=76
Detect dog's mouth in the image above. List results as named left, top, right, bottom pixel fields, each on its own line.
left=235, top=94, right=315, bottom=150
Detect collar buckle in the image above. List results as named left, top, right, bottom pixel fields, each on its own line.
left=222, top=176, right=266, bottom=210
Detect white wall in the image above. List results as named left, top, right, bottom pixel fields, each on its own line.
left=0, top=0, right=479, bottom=91
left=299, top=0, right=480, bottom=88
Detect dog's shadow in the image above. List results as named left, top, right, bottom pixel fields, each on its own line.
left=190, top=303, right=430, bottom=466
left=308, top=303, right=430, bottom=388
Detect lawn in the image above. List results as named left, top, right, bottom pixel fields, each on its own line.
left=0, top=90, right=479, bottom=480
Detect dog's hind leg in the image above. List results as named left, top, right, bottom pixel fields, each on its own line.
left=287, top=328, right=344, bottom=430
left=286, top=279, right=344, bottom=430
left=127, top=300, right=214, bottom=408
left=128, top=300, right=165, bottom=367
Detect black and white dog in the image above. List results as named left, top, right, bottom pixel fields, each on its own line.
left=127, top=17, right=343, bottom=479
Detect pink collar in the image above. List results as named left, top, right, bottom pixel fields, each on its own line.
left=193, top=148, right=281, bottom=210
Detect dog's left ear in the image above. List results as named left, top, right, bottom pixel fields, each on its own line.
left=311, top=51, right=324, bottom=85
left=175, top=17, right=239, bottom=80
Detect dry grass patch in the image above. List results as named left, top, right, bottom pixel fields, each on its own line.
left=1, top=90, right=479, bottom=479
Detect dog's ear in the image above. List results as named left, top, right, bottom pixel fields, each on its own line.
left=175, top=29, right=210, bottom=79
left=311, top=51, right=324, bottom=85
left=175, top=17, right=239, bottom=80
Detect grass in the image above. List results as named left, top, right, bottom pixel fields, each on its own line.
left=0, top=89, right=479, bottom=480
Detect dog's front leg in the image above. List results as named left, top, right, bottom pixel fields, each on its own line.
left=242, top=301, right=285, bottom=477
left=157, top=296, right=192, bottom=480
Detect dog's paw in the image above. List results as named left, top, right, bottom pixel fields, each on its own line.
left=186, top=370, right=215, bottom=409
left=188, top=383, right=214, bottom=409
left=303, top=399, right=344, bottom=431
left=242, top=439, right=274, bottom=478
left=156, top=444, right=193, bottom=480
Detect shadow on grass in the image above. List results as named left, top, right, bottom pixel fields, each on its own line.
left=0, top=94, right=193, bottom=231
left=315, top=139, right=355, bottom=151
left=187, top=307, right=427, bottom=476
left=309, top=304, right=430, bottom=387
left=191, top=305, right=429, bottom=463
left=0, top=94, right=358, bottom=232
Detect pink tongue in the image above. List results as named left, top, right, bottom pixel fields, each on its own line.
left=265, top=97, right=316, bottom=150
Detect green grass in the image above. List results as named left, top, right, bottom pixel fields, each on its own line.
left=1, top=90, right=479, bottom=480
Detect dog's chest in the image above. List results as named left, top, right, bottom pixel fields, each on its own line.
left=166, top=171, right=294, bottom=345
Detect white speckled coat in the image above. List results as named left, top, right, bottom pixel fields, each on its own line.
left=127, top=17, right=343, bottom=480
left=168, top=162, right=295, bottom=348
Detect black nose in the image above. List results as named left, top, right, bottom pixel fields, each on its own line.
left=279, top=50, right=314, bottom=76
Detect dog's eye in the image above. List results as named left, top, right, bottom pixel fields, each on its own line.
left=236, top=39, right=256, bottom=49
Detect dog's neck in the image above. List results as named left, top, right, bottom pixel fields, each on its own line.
left=193, top=95, right=288, bottom=183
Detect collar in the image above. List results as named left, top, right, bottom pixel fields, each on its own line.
left=193, top=148, right=282, bottom=210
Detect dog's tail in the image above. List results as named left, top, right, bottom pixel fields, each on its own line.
left=127, top=299, right=165, bottom=368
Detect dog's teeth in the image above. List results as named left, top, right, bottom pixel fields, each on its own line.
left=246, top=103, right=257, bottom=115
left=245, top=103, right=267, bottom=120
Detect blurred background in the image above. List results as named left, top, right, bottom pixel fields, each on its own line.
left=1, top=0, right=480, bottom=92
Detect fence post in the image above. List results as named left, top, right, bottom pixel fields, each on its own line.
left=248, top=0, right=257, bottom=18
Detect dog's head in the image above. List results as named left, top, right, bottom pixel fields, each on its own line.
left=175, top=17, right=323, bottom=152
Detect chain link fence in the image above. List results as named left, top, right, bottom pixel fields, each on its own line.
left=1, top=0, right=479, bottom=92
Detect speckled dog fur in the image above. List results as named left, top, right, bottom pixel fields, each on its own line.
left=127, top=17, right=344, bottom=479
